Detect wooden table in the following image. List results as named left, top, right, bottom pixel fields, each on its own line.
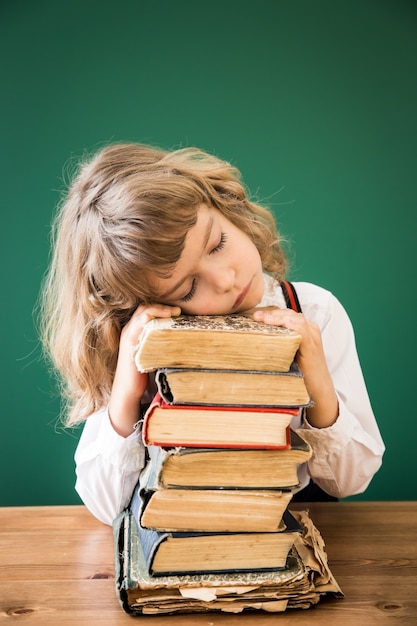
left=0, top=502, right=416, bottom=625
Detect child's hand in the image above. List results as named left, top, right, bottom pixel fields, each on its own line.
left=108, top=304, right=181, bottom=437
left=253, top=307, right=339, bottom=428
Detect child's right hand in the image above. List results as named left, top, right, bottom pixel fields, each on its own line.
left=108, top=304, right=181, bottom=437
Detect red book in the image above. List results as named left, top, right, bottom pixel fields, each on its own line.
left=142, top=393, right=299, bottom=449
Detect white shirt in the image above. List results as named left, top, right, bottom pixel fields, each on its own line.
left=74, top=277, right=385, bottom=525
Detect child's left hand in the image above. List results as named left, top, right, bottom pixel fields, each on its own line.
left=252, top=307, right=339, bottom=428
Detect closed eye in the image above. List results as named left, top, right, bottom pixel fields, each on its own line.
left=181, top=279, right=197, bottom=302
left=210, top=232, right=227, bottom=254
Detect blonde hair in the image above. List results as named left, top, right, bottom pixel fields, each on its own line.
left=40, top=142, right=288, bottom=425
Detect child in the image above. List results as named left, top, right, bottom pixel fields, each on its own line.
left=40, top=142, right=385, bottom=525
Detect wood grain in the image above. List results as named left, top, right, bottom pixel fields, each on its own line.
left=1, top=502, right=416, bottom=625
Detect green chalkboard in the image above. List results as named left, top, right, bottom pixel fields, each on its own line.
left=1, top=0, right=416, bottom=506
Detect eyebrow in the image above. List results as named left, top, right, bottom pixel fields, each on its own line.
left=159, top=214, right=214, bottom=300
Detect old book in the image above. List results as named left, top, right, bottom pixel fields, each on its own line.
left=130, top=486, right=302, bottom=576
left=156, top=361, right=310, bottom=407
left=134, top=520, right=300, bottom=577
left=142, top=393, right=299, bottom=448
left=137, top=477, right=293, bottom=532
left=144, top=430, right=312, bottom=490
left=113, top=508, right=343, bottom=615
left=133, top=312, right=302, bottom=373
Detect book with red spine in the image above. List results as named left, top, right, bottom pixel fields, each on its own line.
left=142, top=393, right=299, bottom=449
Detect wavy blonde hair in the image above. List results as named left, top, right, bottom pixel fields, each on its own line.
left=40, top=143, right=288, bottom=425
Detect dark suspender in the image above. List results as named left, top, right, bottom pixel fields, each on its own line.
left=280, top=280, right=302, bottom=313
left=281, top=279, right=339, bottom=502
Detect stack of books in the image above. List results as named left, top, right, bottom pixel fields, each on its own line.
left=113, top=312, right=342, bottom=615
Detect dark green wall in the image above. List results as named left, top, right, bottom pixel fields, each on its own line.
left=1, top=0, right=416, bottom=505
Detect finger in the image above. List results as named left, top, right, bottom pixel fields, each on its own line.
left=147, top=304, right=182, bottom=317
left=131, top=303, right=181, bottom=322
left=253, top=307, right=299, bottom=324
left=123, top=304, right=182, bottom=342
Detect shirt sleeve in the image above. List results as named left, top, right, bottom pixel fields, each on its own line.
left=294, top=284, right=385, bottom=497
left=74, top=408, right=146, bottom=525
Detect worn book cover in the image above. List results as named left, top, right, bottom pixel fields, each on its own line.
left=133, top=312, right=302, bottom=373
left=130, top=484, right=301, bottom=575
left=144, top=429, right=312, bottom=490
left=137, top=473, right=293, bottom=532
left=156, top=360, right=310, bottom=407
left=113, top=508, right=343, bottom=615
left=142, top=392, right=298, bottom=448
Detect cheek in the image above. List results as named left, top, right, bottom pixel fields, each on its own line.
left=182, top=296, right=231, bottom=316
left=251, top=243, right=263, bottom=268
left=238, top=237, right=262, bottom=266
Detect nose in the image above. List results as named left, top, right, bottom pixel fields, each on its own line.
left=205, top=266, right=235, bottom=293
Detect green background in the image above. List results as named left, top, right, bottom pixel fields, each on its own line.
left=1, top=0, right=416, bottom=506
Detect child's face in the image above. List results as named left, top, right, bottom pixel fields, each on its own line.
left=154, top=205, right=265, bottom=315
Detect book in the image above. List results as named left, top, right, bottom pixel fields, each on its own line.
left=133, top=312, right=302, bottom=373
left=130, top=486, right=302, bottom=576
left=142, top=393, right=299, bottom=448
left=137, top=480, right=293, bottom=532
left=144, top=429, right=312, bottom=490
left=113, top=507, right=343, bottom=615
left=156, top=360, right=310, bottom=407
left=135, top=520, right=300, bottom=577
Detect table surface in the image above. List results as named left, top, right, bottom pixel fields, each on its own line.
left=0, top=501, right=416, bottom=625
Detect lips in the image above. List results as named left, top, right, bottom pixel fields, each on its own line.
left=233, top=280, right=251, bottom=310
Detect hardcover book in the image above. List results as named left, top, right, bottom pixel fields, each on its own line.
left=155, top=360, right=310, bottom=407
left=130, top=485, right=302, bottom=576
left=133, top=312, right=302, bottom=373
left=144, top=430, right=312, bottom=490
left=137, top=476, right=293, bottom=533
left=142, top=393, right=299, bottom=448
left=113, top=507, right=343, bottom=615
